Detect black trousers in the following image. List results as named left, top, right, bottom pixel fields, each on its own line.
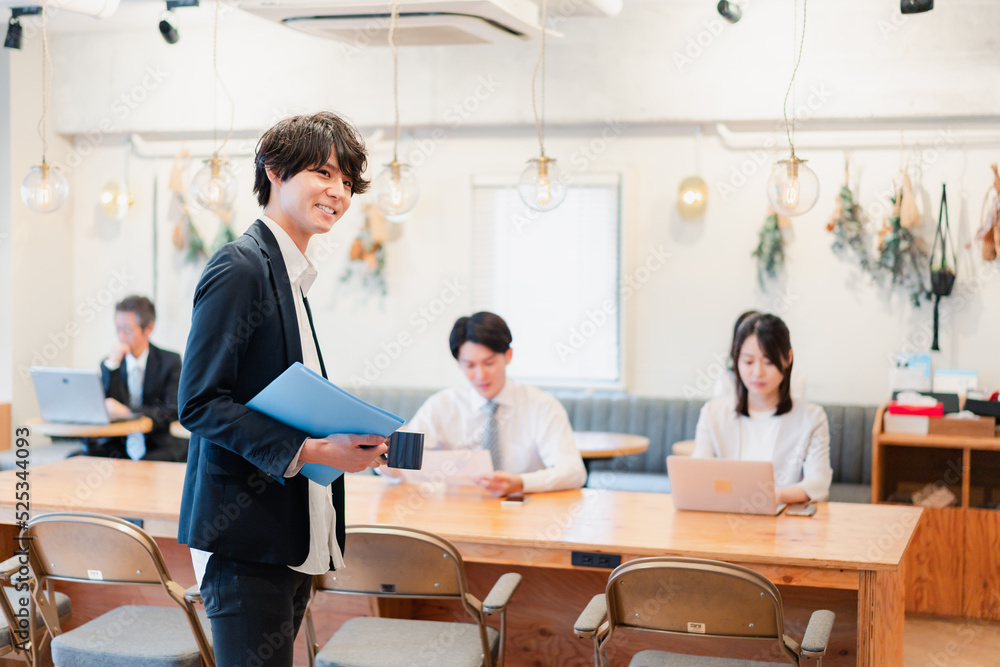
left=201, top=554, right=314, bottom=667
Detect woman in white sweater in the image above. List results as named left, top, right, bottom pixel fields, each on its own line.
left=693, top=313, right=832, bottom=503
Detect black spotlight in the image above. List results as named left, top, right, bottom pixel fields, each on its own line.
left=159, top=17, right=179, bottom=44
left=5, top=8, right=42, bottom=50
left=901, top=0, right=933, bottom=13
left=4, top=18, right=22, bottom=49
left=717, top=0, right=743, bottom=24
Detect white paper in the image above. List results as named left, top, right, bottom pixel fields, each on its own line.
left=400, top=449, right=494, bottom=487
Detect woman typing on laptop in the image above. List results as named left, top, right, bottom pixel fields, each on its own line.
left=693, top=313, right=832, bottom=504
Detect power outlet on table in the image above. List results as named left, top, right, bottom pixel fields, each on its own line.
left=571, top=551, right=622, bottom=569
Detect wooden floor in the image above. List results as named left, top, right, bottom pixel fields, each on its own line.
left=903, top=616, right=1000, bottom=667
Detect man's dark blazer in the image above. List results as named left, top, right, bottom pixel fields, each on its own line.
left=177, top=220, right=345, bottom=567
left=100, top=344, right=188, bottom=462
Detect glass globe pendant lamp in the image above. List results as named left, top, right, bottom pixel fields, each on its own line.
left=518, top=156, right=567, bottom=212
left=374, top=1, right=419, bottom=220
left=373, top=159, right=419, bottom=219
left=766, top=154, right=819, bottom=217
left=22, top=161, right=69, bottom=213
left=192, top=155, right=237, bottom=211
left=765, top=0, right=818, bottom=217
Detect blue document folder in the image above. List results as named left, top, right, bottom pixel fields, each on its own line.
left=246, top=362, right=404, bottom=486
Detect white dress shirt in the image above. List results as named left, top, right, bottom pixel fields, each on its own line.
left=405, top=379, right=587, bottom=493
left=693, top=396, right=833, bottom=501
left=192, top=216, right=344, bottom=587
left=104, top=349, right=149, bottom=460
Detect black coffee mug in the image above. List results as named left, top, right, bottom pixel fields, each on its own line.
left=386, top=431, right=424, bottom=469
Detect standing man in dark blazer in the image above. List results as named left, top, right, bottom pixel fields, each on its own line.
left=95, top=295, right=187, bottom=462
left=177, top=112, right=387, bottom=667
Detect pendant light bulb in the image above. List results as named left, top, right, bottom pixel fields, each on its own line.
left=677, top=176, right=709, bottom=219
left=192, top=156, right=237, bottom=211
left=373, top=160, right=419, bottom=220
left=518, top=157, right=567, bottom=212
left=766, top=156, right=819, bottom=217
left=21, top=161, right=68, bottom=213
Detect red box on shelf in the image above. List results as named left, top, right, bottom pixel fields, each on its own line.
left=887, top=401, right=944, bottom=417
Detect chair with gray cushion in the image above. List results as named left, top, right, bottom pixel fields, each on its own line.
left=304, top=524, right=521, bottom=667
left=0, top=555, right=72, bottom=662
left=21, top=512, right=213, bottom=667
left=573, top=557, right=834, bottom=666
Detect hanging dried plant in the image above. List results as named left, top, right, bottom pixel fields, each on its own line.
left=874, top=183, right=929, bottom=308
left=826, top=165, right=872, bottom=273
left=752, top=210, right=786, bottom=289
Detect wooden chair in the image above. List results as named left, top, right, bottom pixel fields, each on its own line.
left=304, top=524, right=522, bottom=667
left=574, top=557, right=834, bottom=666
left=21, top=511, right=214, bottom=667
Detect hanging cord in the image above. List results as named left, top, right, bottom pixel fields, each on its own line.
left=530, top=0, right=549, bottom=157
left=38, top=9, right=51, bottom=162
left=212, top=0, right=235, bottom=157
left=389, top=0, right=400, bottom=162
left=781, top=0, right=807, bottom=157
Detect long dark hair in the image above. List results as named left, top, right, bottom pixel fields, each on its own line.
left=727, top=310, right=760, bottom=370
left=732, top=313, right=793, bottom=417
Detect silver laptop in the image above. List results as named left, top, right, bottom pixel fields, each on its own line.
left=667, top=455, right=787, bottom=516
left=30, top=367, right=133, bottom=425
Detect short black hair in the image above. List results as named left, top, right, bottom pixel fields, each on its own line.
left=116, top=295, right=156, bottom=329
left=253, top=111, right=370, bottom=208
left=449, top=312, right=513, bottom=359
left=732, top=313, right=794, bottom=417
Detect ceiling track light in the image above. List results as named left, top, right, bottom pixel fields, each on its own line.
left=373, top=0, right=419, bottom=220
left=518, top=0, right=567, bottom=212
left=900, top=0, right=933, bottom=14
left=716, top=0, right=743, bottom=24
left=159, top=0, right=198, bottom=44
left=5, top=7, right=41, bottom=50
left=765, top=0, right=819, bottom=217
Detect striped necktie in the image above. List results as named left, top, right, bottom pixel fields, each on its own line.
left=125, top=362, right=146, bottom=461
left=482, top=401, right=502, bottom=471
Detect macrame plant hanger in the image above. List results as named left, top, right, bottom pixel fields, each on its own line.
left=929, top=183, right=956, bottom=351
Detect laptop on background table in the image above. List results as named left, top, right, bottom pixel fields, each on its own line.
left=667, top=455, right=787, bottom=516
left=30, top=367, right=135, bottom=425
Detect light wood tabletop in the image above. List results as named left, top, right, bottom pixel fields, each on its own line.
left=573, top=431, right=650, bottom=459
left=27, top=416, right=153, bottom=439
left=169, top=421, right=190, bottom=439
left=0, top=458, right=921, bottom=666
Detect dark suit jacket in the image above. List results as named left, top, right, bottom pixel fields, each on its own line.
left=177, top=220, right=345, bottom=567
left=100, top=343, right=188, bottom=462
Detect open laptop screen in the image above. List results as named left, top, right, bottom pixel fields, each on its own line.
left=30, top=367, right=115, bottom=425
left=667, top=455, right=786, bottom=516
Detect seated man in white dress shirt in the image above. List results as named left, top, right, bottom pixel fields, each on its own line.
left=402, top=311, right=587, bottom=496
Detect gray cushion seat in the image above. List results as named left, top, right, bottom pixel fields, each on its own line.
left=316, top=616, right=499, bottom=667
left=51, top=605, right=212, bottom=667
left=0, top=586, right=71, bottom=649
left=629, top=651, right=788, bottom=667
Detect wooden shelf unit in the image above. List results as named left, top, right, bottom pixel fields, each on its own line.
left=872, top=404, right=1000, bottom=620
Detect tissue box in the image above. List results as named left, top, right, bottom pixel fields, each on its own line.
left=887, top=401, right=944, bottom=417
left=928, top=416, right=996, bottom=438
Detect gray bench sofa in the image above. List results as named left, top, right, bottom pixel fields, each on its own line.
left=355, top=388, right=876, bottom=504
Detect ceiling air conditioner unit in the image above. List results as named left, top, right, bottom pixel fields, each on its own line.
left=239, top=0, right=619, bottom=46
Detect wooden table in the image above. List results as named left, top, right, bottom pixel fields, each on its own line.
left=27, top=416, right=153, bottom=439
left=574, top=431, right=650, bottom=476
left=0, top=458, right=920, bottom=667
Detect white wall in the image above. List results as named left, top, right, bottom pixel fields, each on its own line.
left=0, top=49, right=10, bottom=405
left=6, top=0, right=1000, bottom=418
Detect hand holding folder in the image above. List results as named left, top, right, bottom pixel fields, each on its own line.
left=247, top=363, right=405, bottom=486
